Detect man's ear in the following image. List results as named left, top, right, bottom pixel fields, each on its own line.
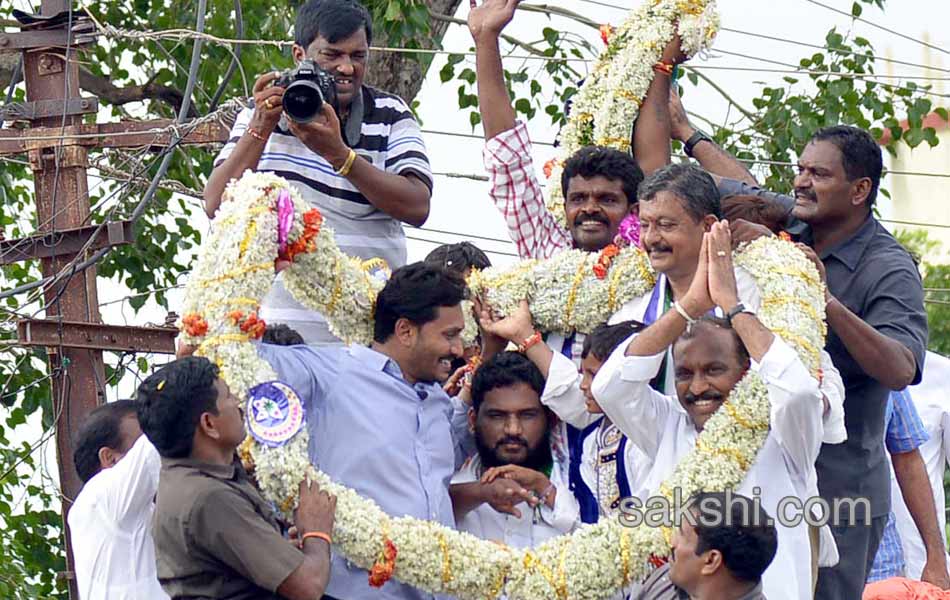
left=850, top=177, right=873, bottom=208
left=291, top=43, right=307, bottom=64
left=702, top=215, right=718, bottom=231
left=198, top=412, right=221, bottom=441
left=468, top=407, right=477, bottom=434
left=394, top=318, right=417, bottom=348
left=97, top=446, right=119, bottom=471
left=627, top=201, right=639, bottom=216
left=700, top=549, right=724, bottom=576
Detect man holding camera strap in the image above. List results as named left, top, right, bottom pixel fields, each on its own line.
left=206, top=0, right=433, bottom=346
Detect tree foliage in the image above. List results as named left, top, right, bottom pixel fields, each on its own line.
left=0, top=0, right=947, bottom=595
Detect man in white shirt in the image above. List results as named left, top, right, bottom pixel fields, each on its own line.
left=592, top=220, right=830, bottom=600
left=449, top=352, right=578, bottom=547
left=69, top=400, right=167, bottom=600
left=891, top=351, right=950, bottom=580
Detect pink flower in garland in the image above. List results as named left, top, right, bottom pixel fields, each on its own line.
left=614, top=213, right=641, bottom=248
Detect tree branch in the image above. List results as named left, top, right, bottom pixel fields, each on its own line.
left=682, top=67, right=757, bottom=122
left=430, top=12, right=550, bottom=57
left=519, top=3, right=601, bottom=30
left=0, top=58, right=195, bottom=117
left=78, top=67, right=197, bottom=117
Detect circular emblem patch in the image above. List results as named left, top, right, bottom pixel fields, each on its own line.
left=246, top=381, right=305, bottom=447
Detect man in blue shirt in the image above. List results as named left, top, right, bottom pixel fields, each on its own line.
left=868, top=389, right=949, bottom=587
left=258, top=263, right=477, bottom=600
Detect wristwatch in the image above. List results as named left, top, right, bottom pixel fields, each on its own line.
left=684, top=130, right=713, bottom=158
left=725, top=302, right=755, bottom=325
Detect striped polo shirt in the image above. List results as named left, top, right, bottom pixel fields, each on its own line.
left=214, top=85, right=433, bottom=345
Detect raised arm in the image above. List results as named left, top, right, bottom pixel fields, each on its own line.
left=205, top=72, right=285, bottom=217
left=469, top=0, right=520, bottom=140
left=668, top=86, right=757, bottom=186
left=469, top=0, right=570, bottom=259
left=631, top=34, right=685, bottom=175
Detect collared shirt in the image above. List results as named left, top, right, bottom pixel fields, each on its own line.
left=451, top=453, right=578, bottom=548
left=483, top=121, right=573, bottom=259
left=869, top=389, right=931, bottom=581
left=892, top=351, right=950, bottom=579
left=151, top=457, right=304, bottom=599
left=593, top=336, right=828, bottom=600
left=258, top=343, right=468, bottom=600
left=68, top=434, right=168, bottom=600
left=717, top=178, right=928, bottom=520
left=635, top=563, right=766, bottom=600
left=215, top=86, right=433, bottom=345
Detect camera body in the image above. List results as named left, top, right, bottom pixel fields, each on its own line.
left=275, top=59, right=339, bottom=123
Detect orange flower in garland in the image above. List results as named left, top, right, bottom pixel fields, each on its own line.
left=182, top=313, right=209, bottom=337
left=542, top=158, right=561, bottom=179
left=592, top=244, right=621, bottom=279
left=600, top=24, right=614, bottom=46
left=227, top=310, right=267, bottom=339
left=648, top=553, right=668, bottom=569
left=281, top=208, right=324, bottom=262
left=368, top=537, right=398, bottom=587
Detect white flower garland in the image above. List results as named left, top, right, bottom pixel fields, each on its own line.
left=180, top=171, right=824, bottom=600
left=545, top=0, right=720, bottom=225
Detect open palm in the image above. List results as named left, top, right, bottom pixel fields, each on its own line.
left=467, top=0, right=521, bottom=41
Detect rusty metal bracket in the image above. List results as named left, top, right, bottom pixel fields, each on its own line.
left=0, top=97, right=98, bottom=122
left=1, top=220, right=134, bottom=265
left=0, top=119, right=231, bottom=154
left=17, top=319, right=178, bottom=354
left=0, top=28, right=97, bottom=53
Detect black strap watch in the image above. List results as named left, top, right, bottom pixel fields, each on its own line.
left=684, top=130, right=713, bottom=158
left=725, top=302, right=755, bottom=325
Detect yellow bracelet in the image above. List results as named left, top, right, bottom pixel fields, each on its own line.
left=336, top=149, right=357, bottom=177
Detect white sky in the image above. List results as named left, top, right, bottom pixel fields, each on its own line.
left=11, top=0, right=950, bottom=490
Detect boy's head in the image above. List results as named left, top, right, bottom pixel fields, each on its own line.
left=580, top=320, right=645, bottom=413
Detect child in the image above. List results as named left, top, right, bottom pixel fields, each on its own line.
left=541, top=320, right=648, bottom=523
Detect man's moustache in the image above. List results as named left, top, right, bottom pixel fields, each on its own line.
left=574, top=215, right=609, bottom=227
left=684, top=391, right=724, bottom=404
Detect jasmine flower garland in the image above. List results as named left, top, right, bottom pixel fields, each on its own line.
left=546, top=0, right=720, bottom=225
left=181, top=170, right=822, bottom=599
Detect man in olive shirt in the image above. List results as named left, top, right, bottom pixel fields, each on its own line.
left=636, top=492, right=775, bottom=600
left=137, top=356, right=337, bottom=600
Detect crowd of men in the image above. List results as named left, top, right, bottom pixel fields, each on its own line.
left=66, top=0, right=950, bottom=599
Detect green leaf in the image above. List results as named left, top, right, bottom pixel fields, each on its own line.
left=851, top=2, right=863, bottom=16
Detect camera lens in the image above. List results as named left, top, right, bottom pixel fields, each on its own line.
left=282, top=80, right=325, bottom=123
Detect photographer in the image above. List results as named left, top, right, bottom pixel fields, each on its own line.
left=205, top=0, right=433, bottom=345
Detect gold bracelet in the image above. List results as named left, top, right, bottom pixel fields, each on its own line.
left=336, top=149, right=357, bottom=176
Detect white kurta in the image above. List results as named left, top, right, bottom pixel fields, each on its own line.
left=891, top=350, right=950, bottom=579
left=68, top=434, right=168, bottom=600
left=451, top=454, right=578, bottom=548
left=609, top=270, right=847, bottom=445
left=593, top=336, right=832, bottom=600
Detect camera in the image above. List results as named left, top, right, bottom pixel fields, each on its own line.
left=275, top=59, right=339, bottom=123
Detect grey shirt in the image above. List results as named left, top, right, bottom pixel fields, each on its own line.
left=636, top=563, right=766, bottom=600
left=718, top=179, right=928, bottom=519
